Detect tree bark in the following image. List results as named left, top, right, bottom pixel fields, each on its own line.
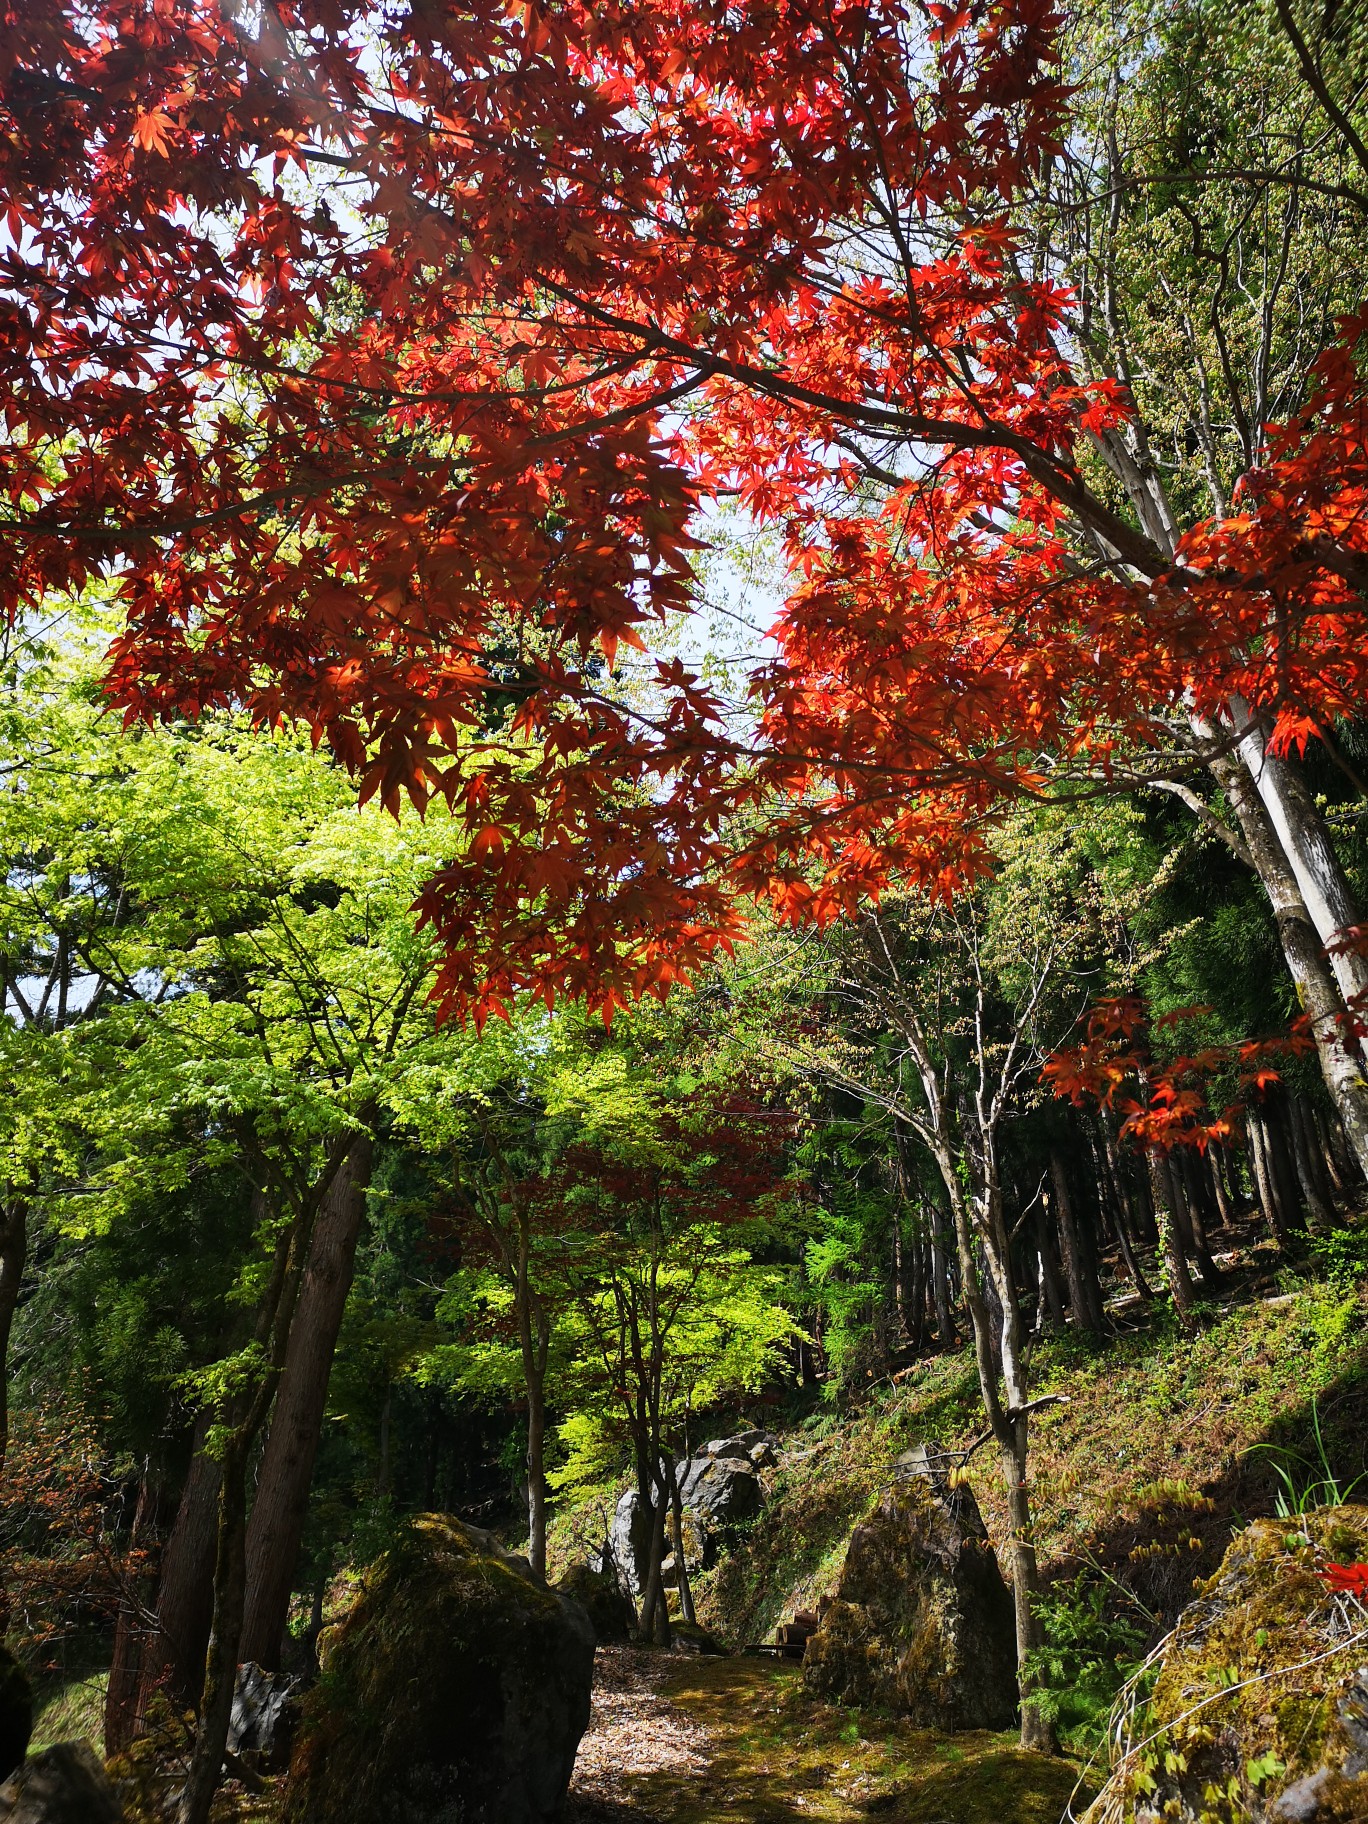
left=239, top=1136, right=373, bottom=1671
left=1247, top=1111, right=1285, bottom=1241
left=1207, top=743, right=1368, bottom=1178
left=1147, top=1152, right=1198, bottom=1326
left=1050, top=1148, right=1104, bottom=1333
left=1230, top=709, right=1368, bottom=1012
left=1291, top=1094, right=1335, bottom=1223
left=137, top=1422, right=222, bottom=1716
left=105, top=1463, right=172, bottom=1753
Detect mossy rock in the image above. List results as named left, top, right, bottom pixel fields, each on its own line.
left=1085, top=1505, right=1368, bottom=1824
left=803, top=1461, right=1017, bottom=1731
left=555, top=1564, right=634, bottom=1644
left=0, top=1645, right=31, bottom=1783
left=668, top=1618, right=727, bottom=1656
left=283, top=1514, right=594, bottom=1824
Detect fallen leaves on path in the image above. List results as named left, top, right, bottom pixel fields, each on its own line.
left=567, top=1645, right=712, bottom=1821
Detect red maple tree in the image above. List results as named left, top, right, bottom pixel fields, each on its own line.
left=6, top=0, right=1363, bottom=1034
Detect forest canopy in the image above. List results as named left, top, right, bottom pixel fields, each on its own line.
left=2, top=0, right=1368, bottom=1819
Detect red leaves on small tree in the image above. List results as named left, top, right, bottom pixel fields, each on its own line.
left=1043, top=996, right=1317, bottom=1152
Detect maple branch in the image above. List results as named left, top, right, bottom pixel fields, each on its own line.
left=539, top=281, right=1168, bottom=577
left=1271, top=0, right=1368, bottom=187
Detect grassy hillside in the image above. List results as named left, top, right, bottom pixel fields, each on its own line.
left=546, top=1268, right=1368, bottom=1654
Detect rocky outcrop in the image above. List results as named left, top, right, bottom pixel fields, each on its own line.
left=1084, top=1505, right=1368, bottom=1824
left=0, top=1650, right=30, bottom=1784
left=604, top=1489, right=655, bottom=1600
left=802, top=1447, right=1018, bottom=1730
left=555, top=1564, right=635, bottom=1644
left=0, top=1743, right=123, bottom=1823
left=227, top=1662, right=299, bottom=1772
left=283, top=1514, right=595, bottom=1824
left=602, top=1433, right=779, bottom=1598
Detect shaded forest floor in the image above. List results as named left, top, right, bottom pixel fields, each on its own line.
left=565, top=1648, right=1087, bottom=1824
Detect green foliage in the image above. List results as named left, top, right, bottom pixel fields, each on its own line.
left=1309, top=1224, right=1368, bottom=1294
left=1023, top=1576, right=1146, bottom=1755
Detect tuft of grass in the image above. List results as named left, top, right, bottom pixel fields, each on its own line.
left=28, top=1668, right=107, bottom=1754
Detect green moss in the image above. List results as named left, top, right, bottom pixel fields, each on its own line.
left=1090, top=1506, right=1368, bottom=1824
left=619, top=1656, right=1088, bottom=1824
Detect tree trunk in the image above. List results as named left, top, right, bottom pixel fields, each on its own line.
left=1263, top=1093, right=1308, bottom=1240
left=1208, top=1146, right=1235, bottom=1227
left=1089, top=1123, right=1153, bottom=1299
left=1175, top=1153, right=1223, bottom=1290
left=1034, top=1204, right=1067, bottom=1330
left=665, top=1457, right=696, bottom=1625
left=1230, top=710, right=1368, bottom=1012
left=1291, top=1095, right=1335, bottom=1224
left=525, top=1369, right=548, bottom=1581
left=239, top=1138, right=373, bottom=1671
left=137, top=1423, right=222, bottom=1716
left=1209, top=743, right=1368, bottom=1178
left=1050, top=1149, right=1104, bottom=1333
left=0, top=1196, right=24, bottom=1492
left=1147, top=1152, right=1198, bottom=1326
left=176, top=1439, right=251, bottom=1824
left=928, top=1198, right=958, bottom=1348
left=1248, top=1111, right=1291, bottom=1245
left=105, top=1463, right=172, bottom=1753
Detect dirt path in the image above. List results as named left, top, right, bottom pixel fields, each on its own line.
left=565, top=1647, right=1089, bottom=1824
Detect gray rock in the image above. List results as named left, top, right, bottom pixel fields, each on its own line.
left=0, top=1743, right=123, bottom=1823
left=677, top=1455, right=763, bottom=1529
left=0, top=1649, right=30, bottom=1784
left=556, top=1563, right=635, bottom=1643
left=228, top=1662, right=299, bottom=1772
left=283, top=1513, right=595, bottom=1824
left=803, top=1449, right=1017, bottom=1730
left=606, top=1488, right=655, bottom=1600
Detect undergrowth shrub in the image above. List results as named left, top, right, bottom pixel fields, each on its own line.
left=1023, top=1575, right=1146, bottom=1756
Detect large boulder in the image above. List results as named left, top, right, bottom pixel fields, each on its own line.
left=1084, top=1505, right=1368, bottom=1824
left=0, top=1743, right=123, bottom=1823
left=555, top=1564, right=635, bottom=1644
left=0, top=1650, right=30, bottom=1784
left=802, top=1447, right=1018, bottom=1730
left=602, top=1434, right=779, bottom=1595
left=677, top=1454, right=764, bottom=1532
left=604, top=1489, right=655, bottom=1600
left=228, top=1662, right=299, bottom=1772
left=283, top=1514, right=595, bottom=1824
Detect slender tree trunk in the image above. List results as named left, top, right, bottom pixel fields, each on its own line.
left=1230, top=708, right=1368, bottom=1011
left=928, top=1198, right=958, bottom=1348
left=1218, top=1145, right=1240, bottom=1233
left=0, top=1187, right=26, bottom=1645
left=1147, top=1152, right=1198, bottom=1326
left=1313, top=1101, right=1353, bottom=1196
left=1291, top=1095, right=1335, bottom=1224
left=1034, top=1205, right=1067, bottom=1329
left=1263, top=1094, right=1308, bottom=1240
left=938, top=1158, right=1052, bottom=1751
left=1247, top=1112, right=1287, bottom=1244
left=1089, top=1124, right=1153, bottom=1300
left=176, top=1440, right=251, bottom=1824
left=105, top=1463, right=175, bottom=1753
left=525, top=1368, right=548, bottom=1580
left=1209, top=744, right=1368, bottom=1178
left=239, top=1137, right=373, bottom=1671
left=1050, top=1149, right=1104, bottom=1333
left=178, top=1128, right=356, bottom=1824
left=137, top=1423, right=222, bottom=1716
left=665, top=1457, right=696, bottom=1625
left=1175, top=1154, right=1222, bottom=1290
